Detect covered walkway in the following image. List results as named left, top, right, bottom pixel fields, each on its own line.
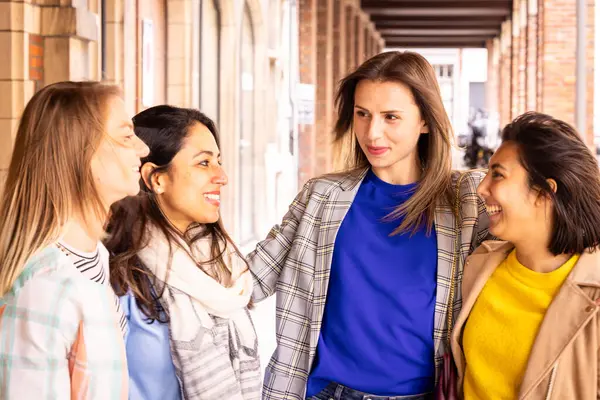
left=298, top=0, right=595, bottom=179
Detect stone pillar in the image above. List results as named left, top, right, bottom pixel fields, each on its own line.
left=333, top=0, right=347, bottom=82
left=378, top=37, right=385, bottom=53
left=586, top=0, right=595, bottom=143
left=486, top=39, right=500, bottom=117
left=41, top=1, right=100, bottom=84
left=538, top=0, right=595, bottom=144
left=356, top=12, right=365, bottom=64
left=103, top=0, right=124, bottom=86
left=364, top=23, right=371, bottom=59
left=298, top=0, right=317, bottom=185
left=510, top=0, right=521, bottom=119
left=517, top=0, right=527, bottom=114
left=315, top=0, right=334, bottom=175
left=526, top=0, right=538, bottom=111
left=166, top=0, right=194, bottom=107
left=499, top=20, right=512, bottom=127
left=0, top=2, right=35, bottom=190
left=0, top=0, right=98, bottom=192
left=345, top=2, right=357, bottom=72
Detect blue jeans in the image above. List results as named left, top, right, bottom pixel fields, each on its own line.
left=308, top=382, right=434, bottom=400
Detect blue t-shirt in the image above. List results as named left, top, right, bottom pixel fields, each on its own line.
left=121, top=292, right=181, bottom=400
left=306, top=169, right=438, bottom=397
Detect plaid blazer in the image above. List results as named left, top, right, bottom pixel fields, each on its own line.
left=248, top=168, right=489, bottom=400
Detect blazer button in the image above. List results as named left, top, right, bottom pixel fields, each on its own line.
left=585, top=305, right=595, bottom=312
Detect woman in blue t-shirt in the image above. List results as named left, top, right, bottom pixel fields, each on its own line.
left=249, top=51, right=490, bottom=400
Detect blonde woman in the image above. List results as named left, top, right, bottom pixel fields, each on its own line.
left=249, top=51, right=490, bottom=400
left=0, top=81, right=149, bottom=398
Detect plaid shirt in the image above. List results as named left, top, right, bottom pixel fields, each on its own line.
left=0, top=246, right=128, bottom=399
left=248, top=168, right=489, bottom=399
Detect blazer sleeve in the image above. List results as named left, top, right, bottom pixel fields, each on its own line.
left=247, top=180, right=312, bottom=302
left=462, top=170, right=493, bottom=251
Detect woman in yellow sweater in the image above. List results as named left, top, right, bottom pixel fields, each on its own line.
left=451, top=111, right=600, bottom=400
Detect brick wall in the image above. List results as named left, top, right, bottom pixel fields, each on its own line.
left=526, top=0, right=538, bottom=111
left=29, top=34, right=44, bottom=92
left=490, top=0, right=595, bottom=144
left=518, top=0, right=527, bottom=114
left=297, top=0, right=387, bottom=185
left=345, top=4, right=356, bottom=73
left=298, top=0, right=317, bottom=185
left=537, top=0, right=545, bottom=111
left=511, top=0, right=521, bottom=118
left=499, top=20, right=512, bottom=127
left=315, top=0, right=334, bottom=176
left=586, top=0, right=595, bottom=145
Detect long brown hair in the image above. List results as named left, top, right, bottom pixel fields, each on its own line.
left=105, top=105, right=247, bottom=322
left=335, top=51, right=454, bottom=235
left=0, top=81, right=122, bottom=296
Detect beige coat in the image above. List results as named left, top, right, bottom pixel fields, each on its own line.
left=451, top=241, right=600, bottom=399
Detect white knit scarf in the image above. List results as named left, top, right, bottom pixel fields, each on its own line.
left=138, top=225, right=260, bottom=400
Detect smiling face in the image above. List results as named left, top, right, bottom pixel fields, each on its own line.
left=477, top=141, right=553, bottom=246
left=90, top=96, right=150, bottom=207
left=352, top=79, right=428, bottom=183
left=147, top=122, right=227, bottom=233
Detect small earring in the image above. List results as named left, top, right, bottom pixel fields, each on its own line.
left=156, top=188, right=163, bottom=194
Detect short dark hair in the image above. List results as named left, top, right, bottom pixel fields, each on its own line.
left=502, top=111, right=600, bottom=255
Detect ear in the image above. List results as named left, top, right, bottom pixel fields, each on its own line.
left=141, top=162, right=166, bottom=194
left=420, top=119, right=429, bottom=134
left=546, top=178, right=558, bottom=193
left=534, top=178, right=558, bottom=206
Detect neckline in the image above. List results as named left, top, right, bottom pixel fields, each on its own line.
left=504, top=249, right=580, bottom=289
left=56, top=241, right=100, bottom=259
left=365, top=168, right=418, bottom=195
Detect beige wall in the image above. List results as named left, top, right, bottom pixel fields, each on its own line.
left=0, top=0, right=299, bottom=244
left=0, top=0, right=99, bottom=193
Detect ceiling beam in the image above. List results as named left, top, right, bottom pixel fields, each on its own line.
left=372, top=20, right=505, bottom=28
left=386, top=43, right=487, bottom=48
left=364, top=7, right=511, bottom=16
left=362, top=0, right=511, bottom=8
left=380, top=28, right=499, bottom=36
left=385, top=36, right=492, bottom=44
left=370, top=14, right=506, bottom=22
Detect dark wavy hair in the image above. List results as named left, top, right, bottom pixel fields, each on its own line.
left=105, top=105, right=247, bottom=322
left=502, top=111, right=600, bottom=255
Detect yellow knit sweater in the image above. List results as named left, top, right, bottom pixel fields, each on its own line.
left=462, top=250, right=579, bottom=400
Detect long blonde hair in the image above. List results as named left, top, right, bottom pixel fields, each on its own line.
left=334, top=51, right=454, bottom=235
left=0, top=81, right=122, bottom=296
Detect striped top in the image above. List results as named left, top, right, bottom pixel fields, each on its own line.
left=0, top=245, right=128, bottom=399
left=57, top=241, right=128, bottom=336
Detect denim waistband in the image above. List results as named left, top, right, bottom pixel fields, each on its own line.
left=309, top=382, right=434, bottom=400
